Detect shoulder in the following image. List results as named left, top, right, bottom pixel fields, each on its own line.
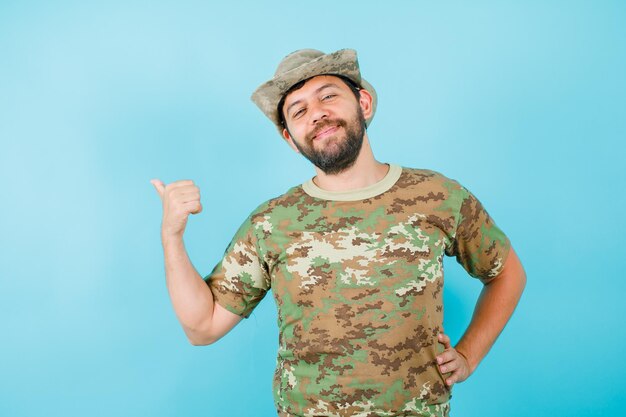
left=224, top=186, right=303, bottom=245
left=248, top=185, right=306, bottom=217
left=244, top=184, right=322, bottom=235
left=390, top=167, right=474, bottom=221
left=396, top=166, right=466, bottom=196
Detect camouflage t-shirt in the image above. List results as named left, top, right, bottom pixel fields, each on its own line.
left=205, top=165, right=510, bottom=417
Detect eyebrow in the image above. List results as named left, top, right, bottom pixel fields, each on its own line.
left=285, top=83, right=341, bottom=117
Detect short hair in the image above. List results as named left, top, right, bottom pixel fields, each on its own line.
left=277, top=75, right=361, bottom=130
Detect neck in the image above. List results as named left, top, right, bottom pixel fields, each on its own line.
left=311, top=133, right=388, bottom=192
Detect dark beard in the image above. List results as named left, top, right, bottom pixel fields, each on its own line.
left=293, top=108, right=366, bottom=175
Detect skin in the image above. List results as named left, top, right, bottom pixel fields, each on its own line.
left=151, top=74, right=527, bottom=389
left=150, top=179, right=242, bottom=345
left=436, top=247, right=526, bottom=386
left=281, top=76, right=527, bottom=386
left=281, top=75, right=389, bottom=191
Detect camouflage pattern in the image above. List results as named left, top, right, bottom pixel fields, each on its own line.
left=251, top=49, right=378, bottom=134
left=206, top=166, right=510, bottom=417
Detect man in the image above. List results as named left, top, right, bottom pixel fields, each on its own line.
left=151, top=49, right=526, bottom=417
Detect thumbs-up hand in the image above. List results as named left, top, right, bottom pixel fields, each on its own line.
left=151, top=179, right=203, bottom=239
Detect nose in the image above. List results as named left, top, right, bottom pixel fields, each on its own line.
left=309, top=101, right=329, bottom=125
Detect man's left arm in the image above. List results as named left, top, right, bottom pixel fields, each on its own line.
left=436, top=245, right=527, bottom=386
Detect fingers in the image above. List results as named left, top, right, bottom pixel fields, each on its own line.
left=164, top=179, right=194, bottom=189
left=436, top=333, right=470, bottom=387
left=150, top=179, right=166, bottom=199
left=150, top=179, right=199, bottom=204
left=436, top=348, right=457, bottom=367
left=444, top=358, right=468, bottom=386
left=152, top=179, right=202, bottom=237
left=437, top=352, right=464, bottom=386
left=183, top=200, right=203, bottom=215
left=165, top=183, right=201, bottom=212
left=169, top=187, right=199, bottom=200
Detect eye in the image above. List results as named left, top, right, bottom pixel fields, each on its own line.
left=322, top=94, right=336, bottom=101
left=292, top=108, right=306, bottom=119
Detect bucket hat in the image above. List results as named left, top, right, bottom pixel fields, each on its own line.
left=251, top=48, right=377, bottom=133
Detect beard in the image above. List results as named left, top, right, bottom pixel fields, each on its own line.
left=291, top=107, right=366, bottom=175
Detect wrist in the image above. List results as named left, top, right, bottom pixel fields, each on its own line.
left=161, top=230, right=184, bottom=246
left=454, top=345, right=477, bottom=374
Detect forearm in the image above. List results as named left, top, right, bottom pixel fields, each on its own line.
left=162, top=234, right=215, bottom=342
left=454, top=249, right=526, bottom=372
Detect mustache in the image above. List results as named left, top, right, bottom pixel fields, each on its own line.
left=307, top=119, right=347, bottom=141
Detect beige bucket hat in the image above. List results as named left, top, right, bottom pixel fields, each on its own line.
left=251, top=48, right=377, bottom=133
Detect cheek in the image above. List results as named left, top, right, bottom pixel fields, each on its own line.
left=289, top=124, right=309, bottom=142
left=288, top=140, right=301, bottom=153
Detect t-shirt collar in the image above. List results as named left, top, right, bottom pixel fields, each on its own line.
left=301, top=164, right=402, bottom=201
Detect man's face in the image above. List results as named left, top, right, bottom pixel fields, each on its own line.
left=281, top=75, right=369, bottom=175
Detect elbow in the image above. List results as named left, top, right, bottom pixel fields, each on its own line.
left=180, top=302, right=242, bottom=346
left=188, top=336, right=214, bottom=346
left=186, top=332, right=218, bottom=346
left=183, top=324, right=218, bottom=346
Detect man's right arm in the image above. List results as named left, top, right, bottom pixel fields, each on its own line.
left=151, top=179, right=243, bottom=346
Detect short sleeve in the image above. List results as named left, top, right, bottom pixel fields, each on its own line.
left=445, top=183, right=511, bottom=283
left=204, top=215, right=271, bottom=318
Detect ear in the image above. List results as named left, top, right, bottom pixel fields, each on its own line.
left=357, top=88, right=374, bottom=120
left=282, top=128, right=301, bottom=153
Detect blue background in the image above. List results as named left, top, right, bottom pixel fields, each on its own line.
left=1, top=1, right=624, bottom=416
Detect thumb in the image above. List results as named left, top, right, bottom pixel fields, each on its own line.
left=438, top=332, right=452, bottom=349
left=150, top=179, right=166, bottom=199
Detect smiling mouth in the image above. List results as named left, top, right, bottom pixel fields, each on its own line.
left=313, top=125, right=339, bottom=140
